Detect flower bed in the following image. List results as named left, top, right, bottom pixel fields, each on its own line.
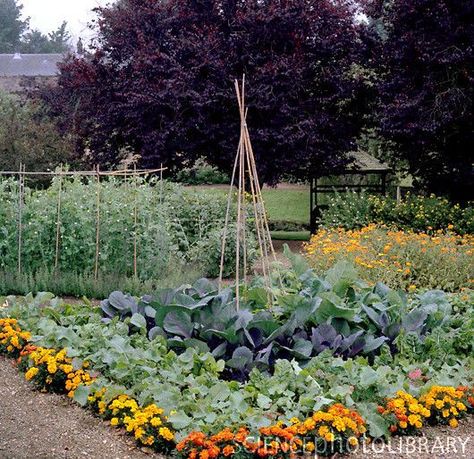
left=304, top=224, right=474, bottom=291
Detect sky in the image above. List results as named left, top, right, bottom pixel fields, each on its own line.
left=21, top=0, right=114, bottom=42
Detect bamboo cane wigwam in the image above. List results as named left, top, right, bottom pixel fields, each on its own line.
left=219, top=76, right=279, bottom=309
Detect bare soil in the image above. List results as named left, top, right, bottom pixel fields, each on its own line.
left=0, top=357, right=161, bottom=459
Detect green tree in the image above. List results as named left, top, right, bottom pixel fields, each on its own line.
left=21, top=22, right=71, bottom=53
left=0, top=0, right=29, bottom=52
left=0, top=90, right=75, bottom=173
left=47, top=21, right=71, bottom=52
left=20, top=29, right=50, bottom=53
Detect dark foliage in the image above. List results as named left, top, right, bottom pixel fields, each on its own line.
left=42, top=0, right=366, bottom=183
left=99, top=257, right=449, bottom=382
left=366, top=0, right=474, bottom=201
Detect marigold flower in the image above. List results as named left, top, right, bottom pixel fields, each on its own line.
left=25, top=367, right=39, bottom=381
left=222, top=446, right=235, bottom=457
left=449, top=418, right=458, bottom=428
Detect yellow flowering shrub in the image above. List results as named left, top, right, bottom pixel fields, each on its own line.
left=0, top=318, right=31, bottom=357
left=379, top=390, right=431, bottom=435
left=19, top=345, right=93, bottom=397
left=380, top=386, right=472, bottom=435
left=87, top=390, right=175, bottom=453
left=419, top=386, right=468, bottom=428
left=304, top=224, right=474, bottom=291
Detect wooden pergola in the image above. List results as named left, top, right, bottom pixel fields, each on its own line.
left=310, top=151, right=391, bottom=233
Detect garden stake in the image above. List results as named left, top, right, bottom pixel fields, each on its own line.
left=94, top=165, right=101, bottom=281
left=218, top=139, right=240, bottom=292
left=17, top=162, right=25, bottom=275
left=160, top=163, right=164, bottom=206
left=133, top=164, right=138, bottom=279
left=54, top=165, right=63, bottom=272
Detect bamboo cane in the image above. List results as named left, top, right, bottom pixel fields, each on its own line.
left=17, top=163, right=25, bottom=275
left=94, top=165, right=101, bottom=281
left=54, top=165, right=63, bottom=271
left=133, top=164, right=138, bottom=278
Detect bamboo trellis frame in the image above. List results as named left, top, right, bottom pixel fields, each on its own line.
left=1, top=164, right=167, bottom=279
left=219, top=76, right=280, bottom=309
left=0, top=167, right=165, bottom=177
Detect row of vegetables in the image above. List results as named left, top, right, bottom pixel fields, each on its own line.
left=98, top=252, right=472, bottom=382
left=1, top=287, right=473, bottom=458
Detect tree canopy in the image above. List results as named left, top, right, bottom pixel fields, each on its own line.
left=21, top=22, right=71, bottom=54
left=0, top=0, right=71, bottom=54
left=0, top=0, right=28, bottom=52
left=43, top=0, right=366, bottom=183
left=0, top=90, right=75, bottom=173
left=367, top=0, right=474, bottom=201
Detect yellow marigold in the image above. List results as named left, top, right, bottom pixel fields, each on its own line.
left=141, top=436, right=154, bottom=446
left=134, top=427, right=146, bottom=440
left=456, top=402, right=466, bottom=411
left=159, top=427, right=174, bottom=441
left=25, top=367, right=39, bottom=381
left=449, top=418, right=458, bottom=428
left=318, top=425, right=329, bottom=437
left=348, top=437, right=358, bottom=447
left=61, top=364, right=74, bottom=374
left=324, top=432, right=335, bottom=442
left=332, top=417, right=346, bottom=432
left=150, top=417, right=162, bottom=427
left=47, top=363, right=57, bottom=374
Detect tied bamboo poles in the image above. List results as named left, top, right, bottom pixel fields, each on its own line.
left=219, top=76, right=280, bottom=309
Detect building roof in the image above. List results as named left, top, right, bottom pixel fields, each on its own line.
left=346, top=150, right=391, bottom=172
left=0, top=53, right=63, bottom=77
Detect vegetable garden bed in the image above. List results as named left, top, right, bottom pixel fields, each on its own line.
left=1, top=250, right=473, bottom=457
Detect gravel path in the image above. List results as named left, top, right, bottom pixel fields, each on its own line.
left=351, top=417, right=474, bottom=458
left=0, top=357, right=160, bottom=459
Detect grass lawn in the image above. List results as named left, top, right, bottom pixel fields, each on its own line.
left=270, top=230, right=311, bottom=241
left=186, top=184, right=310, bottom=227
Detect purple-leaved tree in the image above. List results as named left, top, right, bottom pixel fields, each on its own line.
left=367, top=0, right=474, bottom=201
left=42, top=0, right=365, bottom=183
